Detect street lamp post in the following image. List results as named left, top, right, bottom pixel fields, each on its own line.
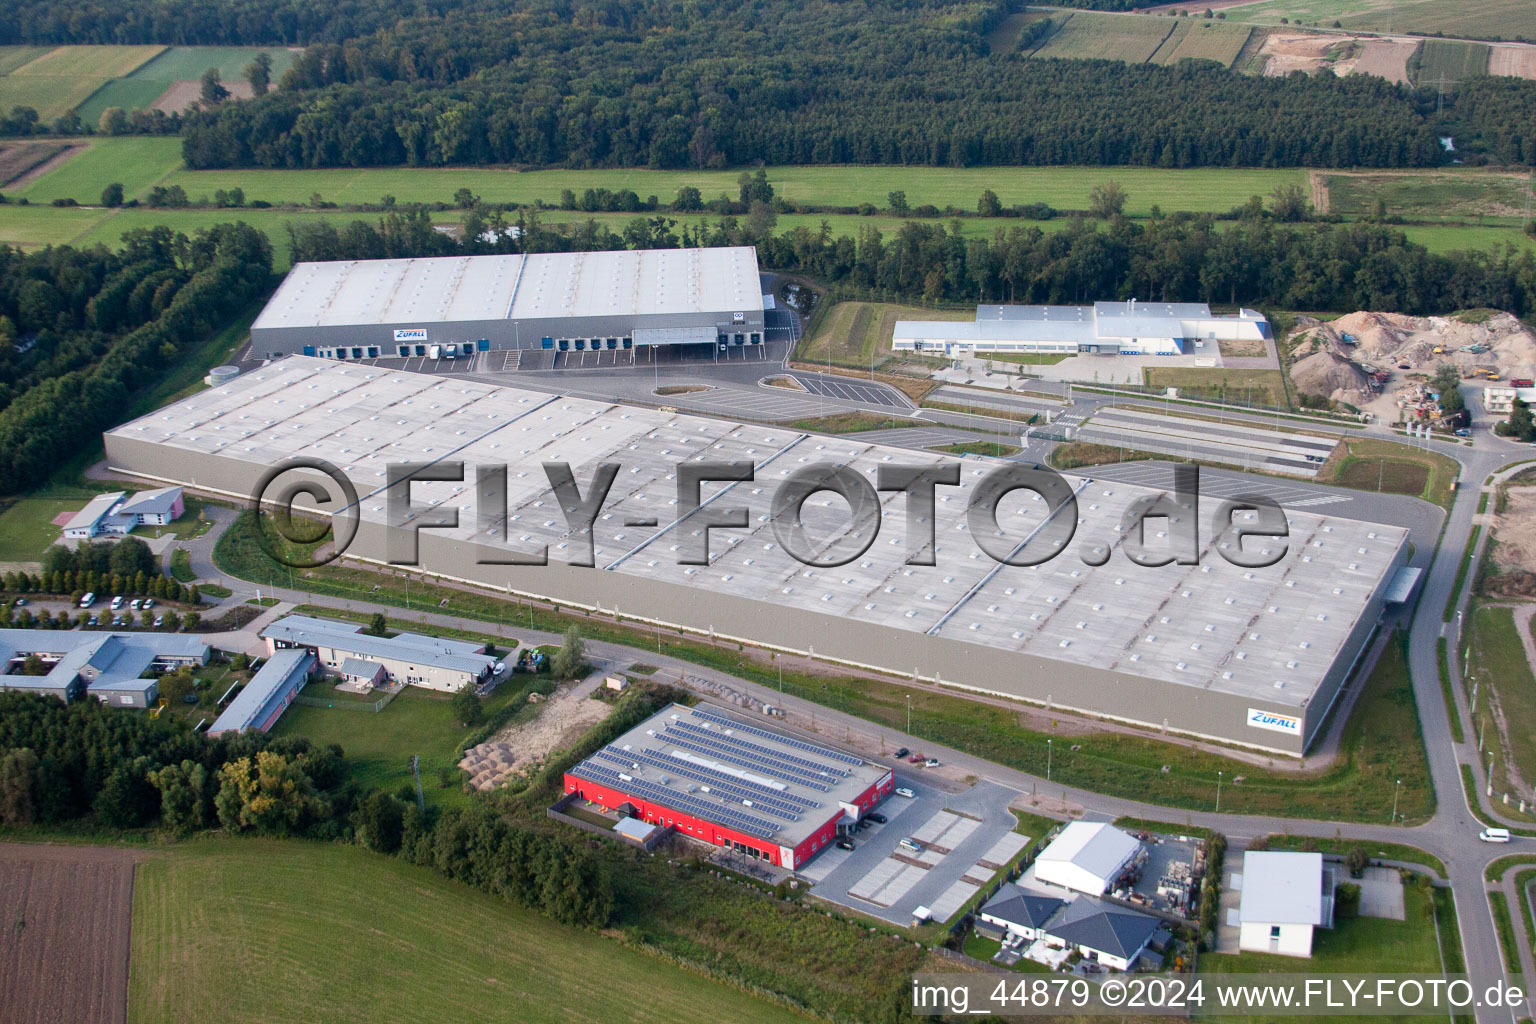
left=1392, top=778, right=1401, bottom=822
left=906, top=694, right=912, bottom=735
left=1216, top=770, right=1223, bottom=813
left=1047, top=738, right=1053, bottom=782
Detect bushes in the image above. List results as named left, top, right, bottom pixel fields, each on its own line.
left=1198, top=832, right=1227, bottom=949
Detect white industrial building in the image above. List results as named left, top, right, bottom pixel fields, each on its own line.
left=249, top=248, right=766, bottom=360
left=262, top=614, right=496, bottom=692
left=1033, top=821, right=1145, bottom=896
left=102, top=357, right=1411, bottom=754
left=1236, top=850, right=1335, bottom=957
left=1483, top=385, right=1536, bottom=415
left=893, top=301, right=1269, bottom=358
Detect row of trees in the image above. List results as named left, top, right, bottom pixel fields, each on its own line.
left=0, top=691, right=615, bottom=928
left=287, top=205, right=1536, bottom=321
left=0, top=222, right=273, bottom=494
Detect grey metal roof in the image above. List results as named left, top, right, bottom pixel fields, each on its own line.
left=263, top=615, right=493, bottom=676
left=568, top=701, right=890, bottom=850
left=0, top=630, right=208, bottom=695
left=116, top=485, right=182, bottom=516
left=981, top=887, right=1064, bottom=929
left=1238, top=851, right=1327, bottom=926
left=87, top=676, right=156, bottom=694
left=1047, top=898, right=1161, bottom=958
left=63, top=492, right=124, bottom=531
left=339, top=657, right=383, bottom=678
left=209, top=647, right=315, bottom=734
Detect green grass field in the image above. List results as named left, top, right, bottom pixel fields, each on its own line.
left=1323, top=171, right=1532, bottom=222
left=10, top=136, right=183, bottom=203
left=0, top=486, right=99, bottom=562
left=0, top=204, right=103, bottom=247
left=271, top=683, right=539, bottom=808
left=153, top=159, right=1308, bottom=215
left=1032, top=12, right=1177, bottom=62
left=1151, top=21, right=1254, bottom=67
left=0, top=74, right=110, bottom=121
left=1415, top=38, right=1491, bottom=86
left=1143, top=366, right=1289, bottom=407
left=0, top=47, right=52, bottom=76
left=8, top=45, right=165, bottom=80
left=800, top=300, right=971, bottom=369
left=75, top=77, right=179, bottom=125
left=129, top=838, right=800, bottom=1024
left=1184, top=0, right=1536, bottom=41
left=128, top=45, right=300, bottom=83
left=1466, top=602, right=1536, bottom=800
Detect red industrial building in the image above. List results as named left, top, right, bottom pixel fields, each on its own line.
left=563, top=703, right=893, bottom=869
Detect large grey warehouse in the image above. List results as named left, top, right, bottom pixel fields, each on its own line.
left=248, top=247, right=766, bottom=360
left=103, top=357, right=1410, bottom=755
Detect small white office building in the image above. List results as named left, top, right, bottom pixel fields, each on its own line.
left=1237, top=850, right=1336, bottom=957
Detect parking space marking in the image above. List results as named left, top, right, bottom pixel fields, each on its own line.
left=928, top=879, right=981, bottom=922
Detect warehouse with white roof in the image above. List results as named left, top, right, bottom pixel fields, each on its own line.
left=249, top=247, right=765, bottom=360
left=893, top=301, right=1269, bottom=358
left=102, top=357, right=1409, bottom=754
left=1033, top=822, right=1145, bottom=896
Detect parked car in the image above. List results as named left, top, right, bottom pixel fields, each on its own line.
left=130, top=598, right=142, bottom=610
left=907, top=753, right=925, bottom=763
left=78, top=592, right=95, bottom=608
left=87, top=615, right=99, bottom=626
left=898, top=837, right=922, bottom=853
left=154, top=615, right=164, bottom=627
left=12, top=598, right=25, bottom=607
left=866, top=812, right=887, bottom=825
left=143, top=598, right=155, bottom=610
left=893, top=747, right=909, bottom=759
left=109, top=596, right=123, bottom=610
left=924, top=758, right=940, bottom=768
left=895, top=787, right=915, bottom=798
left=835, top=838, right=855, bottom=851
left=1455, top=428, right=1471, bottom=437
left=1480, top=828, right=1512, bottom=843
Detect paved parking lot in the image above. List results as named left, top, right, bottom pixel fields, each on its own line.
left=1075, top=407, right=1336, bottom=478
left=1080, top=460, right=1354, bottom=510
left=802, top=778, right=1023, bottom=925
left=793, top=375, right=910, bottom=409
left=847, top=427, right=980, bottom=450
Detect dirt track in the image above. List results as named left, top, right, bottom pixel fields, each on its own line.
left=0, top=844, right=141, bottom=1024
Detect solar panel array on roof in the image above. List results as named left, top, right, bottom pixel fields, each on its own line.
left=652, top=731, right=833, bottom=792
left=690, top=708, right=864, bottom=766
left=574, top=761, right=781, bottom=839
left=666, top=721, right=847, bottom=783
left=591, top=747, right=805, bottom=821
left=628, top=747, right=812, bottom=815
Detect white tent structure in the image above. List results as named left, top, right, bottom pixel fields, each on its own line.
left=1033, top=822, right=1143, bottom=896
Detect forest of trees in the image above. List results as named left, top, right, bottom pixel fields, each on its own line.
left=0, top=223, right=272, bottom=493
left=1, top=0, right=1530, bottom=168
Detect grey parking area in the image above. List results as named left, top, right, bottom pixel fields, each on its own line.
left=1083, top=460, right=1353, bottom=510
left=802, top=778, right=1024, bottom=925
left=1356, top=866, right=1405, bottom=920
left=795, top=375, right=910, bottom=409
left=681, top=384, right=853, bottom=421
left=1075, top=407, right=1335, bottom=477
left=847, top=427, right=981, bottom=450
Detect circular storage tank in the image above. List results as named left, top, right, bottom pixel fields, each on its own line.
left=204, top=365, right=240, bottom=387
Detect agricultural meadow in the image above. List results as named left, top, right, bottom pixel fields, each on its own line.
left=1184, top=0, right=1536, bottom=40
left=0, top=138, right=1532, bottom=264
left=129, top=839, right=802, bottom=1024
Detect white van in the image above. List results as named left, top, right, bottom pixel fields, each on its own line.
left=110, top=595, right=124, bottom=610
left=427, top=344, right=443, bottom=360
left=1479, top=828, right=1512, bottom=843
left=78, top=592, right=95, bottom=608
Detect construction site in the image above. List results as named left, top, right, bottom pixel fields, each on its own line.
left=1287, top=310, right=1536, bottom=427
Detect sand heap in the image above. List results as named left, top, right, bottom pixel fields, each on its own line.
left=1288, top=310, right=1536, bottom=407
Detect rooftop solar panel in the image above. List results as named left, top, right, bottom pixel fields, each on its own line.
left=690, top=709, right=864, bottom=766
